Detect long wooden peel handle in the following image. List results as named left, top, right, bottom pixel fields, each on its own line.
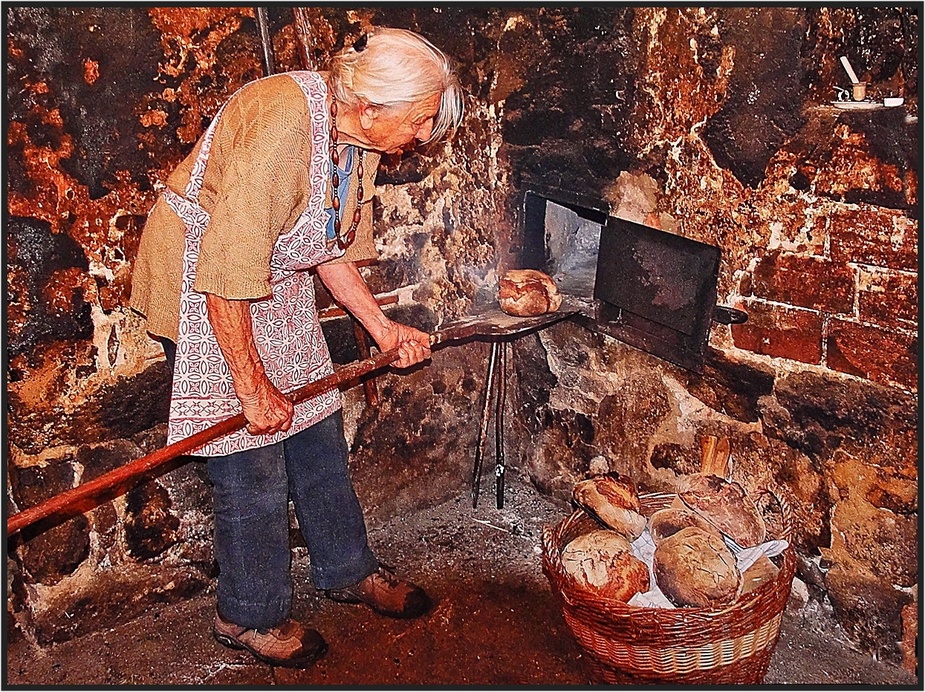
left=6, top=412, right=245, bottom=537
left=6, top=346, right=405, bottom=537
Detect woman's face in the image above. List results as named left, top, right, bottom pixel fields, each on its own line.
left=362, top=93, right=441, bottom=154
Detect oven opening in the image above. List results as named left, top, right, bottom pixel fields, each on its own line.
left=522, top=189, right=608, bottom=312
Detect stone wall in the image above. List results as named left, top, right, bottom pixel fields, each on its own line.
left=493, top=6, right=919, bottom=670
left=5, top=5, right=919, bottom=673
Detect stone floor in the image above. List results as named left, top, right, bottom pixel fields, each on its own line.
left=5, top=475, right=919, bottom=687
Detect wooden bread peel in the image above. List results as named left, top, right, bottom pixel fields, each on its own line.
left=8, top=308, right=575, bottom=537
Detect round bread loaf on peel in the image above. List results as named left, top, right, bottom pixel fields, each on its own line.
left=678, top=474, right=766, bottom=547
left=498, top=269, right=563, bottom=316
left=648, top=507, right=721, bottom=545
left=572, top=474, right=647, bottom=540
left=653, top=526, right=741, bottom=607
left=561, top=530, right=650, bottom=602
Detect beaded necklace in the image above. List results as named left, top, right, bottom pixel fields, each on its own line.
left=329, top=97, right=365, bottom=250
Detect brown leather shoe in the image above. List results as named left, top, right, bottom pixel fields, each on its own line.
left=213, top=611, right=327, bottom=668
left=325, top=565, right=432, bottom=619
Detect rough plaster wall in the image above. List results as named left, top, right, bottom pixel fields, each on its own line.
left=5, top=7, right=267, bottom=647
left=4, top=5, right=920, bottom=671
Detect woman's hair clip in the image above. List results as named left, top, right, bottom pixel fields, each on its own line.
left=352, top=33, right=368, bottom=52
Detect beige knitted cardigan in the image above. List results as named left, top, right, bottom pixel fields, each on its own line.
left=131, top=73, right=380, bottom=341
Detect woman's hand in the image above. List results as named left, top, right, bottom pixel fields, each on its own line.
left=235, top=376, right=294, bottom=436
left=373, top=319, right=432, bottom=369
left=315, top=262, right=432, bottom=369
left=205, top=293, right=294, bottom=436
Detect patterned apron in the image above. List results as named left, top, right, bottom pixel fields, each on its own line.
left=163, top=72, right=344, bottom=457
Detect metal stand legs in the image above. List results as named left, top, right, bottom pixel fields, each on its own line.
left=494, top=341, right=507, bottom=509
left=472, top=340, right=508, bottom=509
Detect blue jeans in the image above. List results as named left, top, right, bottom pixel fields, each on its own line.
left=159, top=337, right=378, bottom=629
left=207, top=413, right=379, bottom=629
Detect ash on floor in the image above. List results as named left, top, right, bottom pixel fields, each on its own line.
left=5, top=475, right=917, bottom=686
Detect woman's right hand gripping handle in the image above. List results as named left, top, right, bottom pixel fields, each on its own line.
left=235, top=375, right=294, bottom=436
left=205, top=293, right=294, bottom=436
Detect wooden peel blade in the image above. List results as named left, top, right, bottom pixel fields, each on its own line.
left=7, top=309, right=575, bottom=537
left=430, top=307, right=576, bottom=345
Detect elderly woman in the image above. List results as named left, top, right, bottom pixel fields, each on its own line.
left=130, top=28, right=464, bottom=668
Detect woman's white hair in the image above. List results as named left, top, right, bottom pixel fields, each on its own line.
left=329, top=27, right=464, bottom=144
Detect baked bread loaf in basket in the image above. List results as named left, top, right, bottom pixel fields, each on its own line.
left=542, top=440, right=796, bottom=684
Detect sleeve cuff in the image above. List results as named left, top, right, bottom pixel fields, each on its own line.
left=192, top=265, right=272, bottom=300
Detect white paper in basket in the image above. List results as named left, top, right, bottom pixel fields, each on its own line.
left=628, top=528, right=789, bottom=609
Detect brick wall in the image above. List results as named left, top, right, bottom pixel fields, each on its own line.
left=732, top=120, right=918, bottom=391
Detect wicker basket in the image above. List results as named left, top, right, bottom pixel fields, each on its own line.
left=542, top=492, right=796, bottom=685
